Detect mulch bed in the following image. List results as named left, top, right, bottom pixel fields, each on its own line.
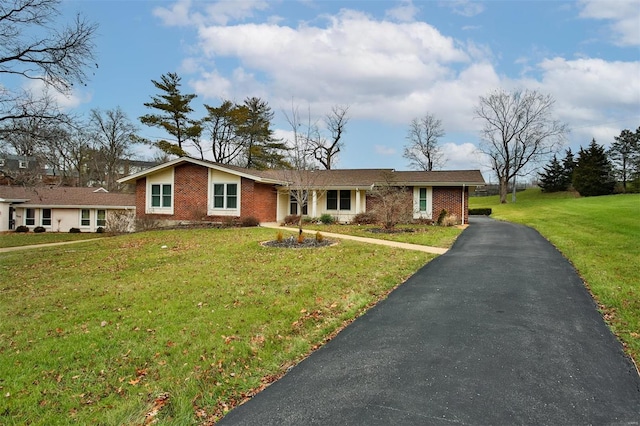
left=261, top=237, right=336, bottom=249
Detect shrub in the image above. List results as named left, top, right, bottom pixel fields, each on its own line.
left=283, top=215, right=300, bottom=226
left=352, top=212, right=378, bottom=225
left=437, top=209, right=448, bottom=225
left=315, top=231, right=324, bottom=243
left=33, top=226, right=46, bottom=233
left=276, top=231, right=284, bottom=242
left=69, top=227, right=81, bottom=233
left=96, top=227, right=105, bottom=233
left=107, top=210, right=135, bottom=233
left=469, top=208, right=492, bottom=216
left=241, top=216, right=260, bottom=227
left=413, top=218, right=434, bottom=225
left=319, top=214, right=335, bottom=225
left=441, top=214, right=460, bottom=227
left=15, top=225, right=29, bottom=233
left=297, top=232, right=305, bottom=244
left=302, top=216, right=314, bottom=224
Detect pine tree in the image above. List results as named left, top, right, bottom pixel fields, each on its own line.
left=539, top=155, right=566, bottom=192
left=608, top=127, right=640, bottom=193
left=139, top=72, right=202, bottom=157
left=239, top=97, right=290, bottom=169
left=561, top=148, right=576, bottom=190
left=573, top=139, right=616, bottom=197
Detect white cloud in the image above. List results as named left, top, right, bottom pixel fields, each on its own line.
left=578, top=0, right=640, bottom=46
left=441, top=142, right=485, bottom=170
left=154, top=0, right=270, bottom=27
left=153, top=0, right=194, bottom=26
left=441, top=0, right=485, bottom=17
left=24, top=79, right=90, bottom=110
left=536, top=57, right=640, bottom=121
left=192, top=9, right=485, bottom=125
left=385, top=0, right=420, bottom=22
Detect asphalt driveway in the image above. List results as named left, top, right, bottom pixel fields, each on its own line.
left=218, top=217, right=640, bottom=425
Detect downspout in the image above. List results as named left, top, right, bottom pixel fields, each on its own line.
left=461, top=184, right=466, bottom=225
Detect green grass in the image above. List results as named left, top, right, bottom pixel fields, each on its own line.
left=470, top=189, right=640, bottom=363
left=293, top=223, right=462, bottom=248
left=0, top=232, right=106, bottom=248
left=0, top=227, right=436, bottom=425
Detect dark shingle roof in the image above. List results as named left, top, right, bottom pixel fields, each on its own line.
left=0, top=186, right=135, bottom=208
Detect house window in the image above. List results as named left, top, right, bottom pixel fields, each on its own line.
left=327, top=190, right=350, bottom=210
left=213, top=183, right=238, bottom=209
left=339, top=190, right=351, bottom=210
left=26, top=208, right=35, bottom=226
left=19, top=160, right=28, bottom=169
left=419, top=188, right=428, bottom=212
left=81, top=209, right=90, bottom=226
left=151, top=184, right=172, bottom=208
left=42, top=209, right=52, bottom=226
left=96, top=210, right=106, bottom=227
left=326, top=190, right=337, bottom=210
left=0, top=158, right=4, bottom=166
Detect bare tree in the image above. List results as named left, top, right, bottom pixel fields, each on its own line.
left=89, top=107, right=138, bottom=191
left=475, top=89, right=568, bottom=203
left=369, top=171, right=413, bottom=230
left=403, top=114, right=446, bottom=171
left=281, top=103, right=328, bottom=233
left=312, top=105, right=350, bottom=170
left=0, top=0, right=97, bottom=123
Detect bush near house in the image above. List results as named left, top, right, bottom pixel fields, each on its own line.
left=33, top=226, right=46, bottom=233
left=15, top=226, right=29, bottom=233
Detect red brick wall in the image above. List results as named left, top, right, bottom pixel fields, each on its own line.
left=135, top=179, right=146, bottom=217
left=240, top=177, right=278, bottom=222
left=432, top=187, right=469, bottom=224
left=174, top=163, right=209, bottom=220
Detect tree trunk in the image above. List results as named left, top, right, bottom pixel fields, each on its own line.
left=499, top=177, right=509, bottom=204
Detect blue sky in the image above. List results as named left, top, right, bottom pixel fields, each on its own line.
left=51, top=0, right=640, bottom=181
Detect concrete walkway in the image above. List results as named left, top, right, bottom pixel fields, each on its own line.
left=0, top=238, right=107, bottom=253
left=220, top=217, right=640, bottom=425
left=260, top=223, right=448, bottom=255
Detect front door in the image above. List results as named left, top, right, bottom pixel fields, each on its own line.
left=9, top=206, right=15, bottom=230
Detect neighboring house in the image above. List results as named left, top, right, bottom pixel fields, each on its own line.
left=117, top=157, right=485, bottom=226
left=0, top=186, right=136, bottom=233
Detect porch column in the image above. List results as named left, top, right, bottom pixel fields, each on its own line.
left=311, top=190, right=317, bottom=218
left=355, top=189, right=361, bottom=214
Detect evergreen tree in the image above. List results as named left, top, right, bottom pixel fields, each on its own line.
left=573, top=139, right=616, bottom=197
left=139, top=72, right=202, bottom=157
left=239, top=97, right=290, bottom=169
left=608, top=127, right=640, bottom=193
left=538, top=155, right=566, bottom=192
left=561, top=148, right=576, bottom=190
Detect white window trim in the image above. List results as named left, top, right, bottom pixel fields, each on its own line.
left=146, top=182, right=174, bottom=215
left=18, top=160, right=27, bottom=169
left=413, top=187, right=433, bottom=219
left=209, top=181, right=240, bottom=216
left=326, top=189, right=353, bottom=212
left=80, top=209, right=91, bottom=228
left=25, top=208, right=36, bottom=226
left=96, top=209, right=106, bottom=228
left=41, top=208, right=52, bottom=228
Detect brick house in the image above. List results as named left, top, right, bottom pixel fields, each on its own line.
left=118, top=157, right=485, bottom=226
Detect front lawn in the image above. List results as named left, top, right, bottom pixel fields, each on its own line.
left=0, top=227, right=435, bottom=425
left=470, top=189, right=640, bottom=364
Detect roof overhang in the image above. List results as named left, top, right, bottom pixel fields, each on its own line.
left=117, top=157, right=288, bottom=185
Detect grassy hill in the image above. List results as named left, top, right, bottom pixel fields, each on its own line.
left=470, top=189, right=640, bottom=365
